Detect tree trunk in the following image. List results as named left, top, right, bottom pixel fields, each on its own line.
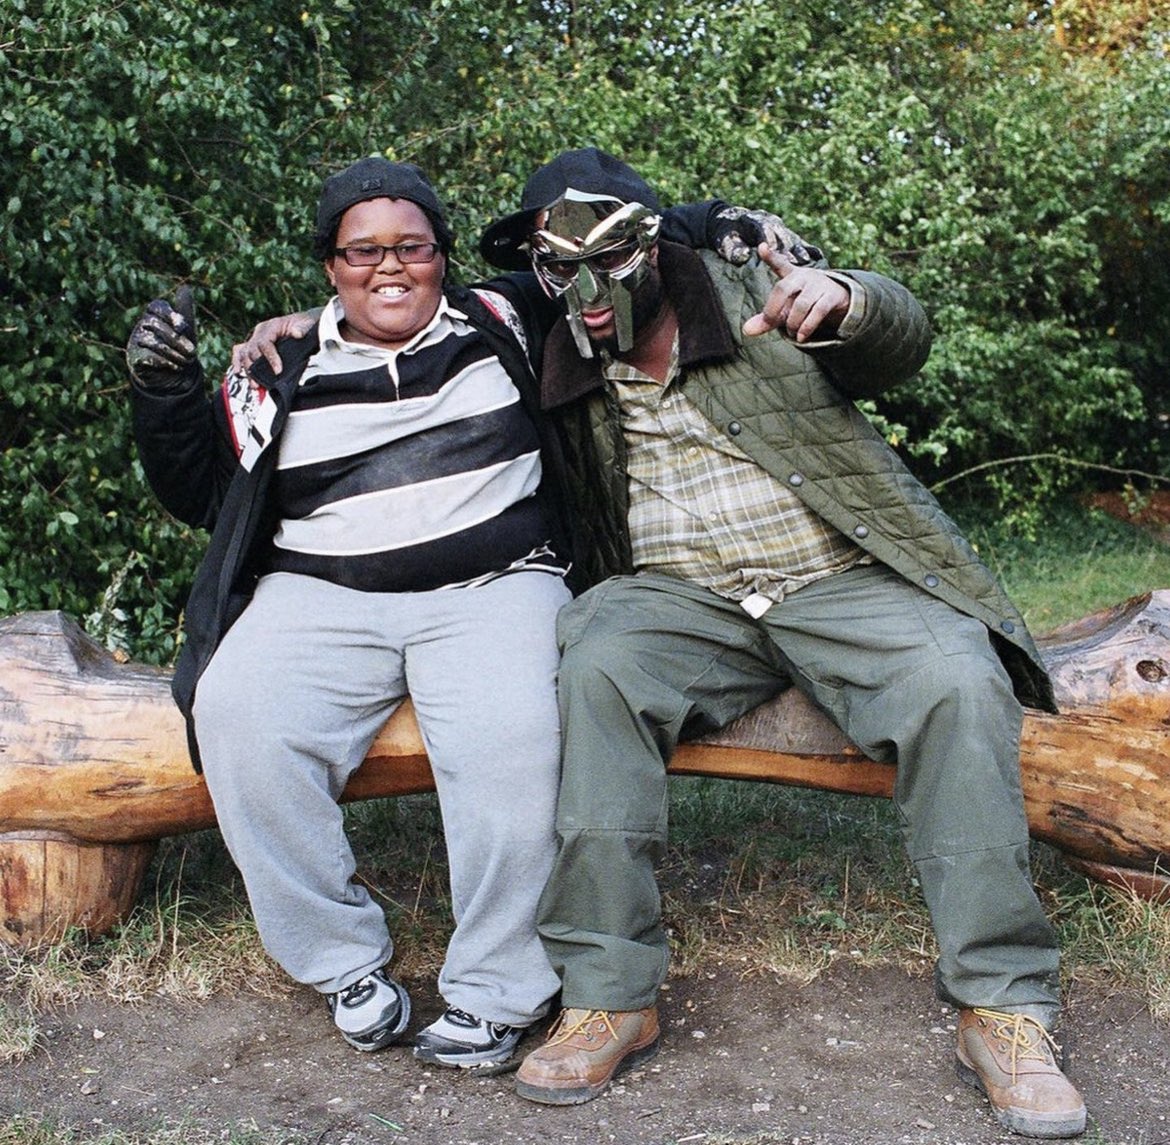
left=1, top=592, right=1168, bottom=945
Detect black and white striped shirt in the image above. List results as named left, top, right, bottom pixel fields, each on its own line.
left=264, top=294, right=566, bottom=592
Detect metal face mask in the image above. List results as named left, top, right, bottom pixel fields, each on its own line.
left=528, top=191, right=661, bottom=357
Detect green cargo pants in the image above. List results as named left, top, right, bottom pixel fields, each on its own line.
left=538, top=564, right=1060, bottom=1022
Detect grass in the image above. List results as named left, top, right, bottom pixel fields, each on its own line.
left=0, top=1000, right=39, bottom=1064
left=957, top=496, right=1170, bottom=632
left=2, top=832, right=283, bottom=1019
left=2, top=497, right=1167, bottom=1141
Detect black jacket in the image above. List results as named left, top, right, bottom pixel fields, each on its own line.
left=131, top=282, right=573, bottom=769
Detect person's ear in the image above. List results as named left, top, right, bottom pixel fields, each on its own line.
left=324, top=258, right=337, bottom=288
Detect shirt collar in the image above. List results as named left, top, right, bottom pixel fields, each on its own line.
left=603, top=331, right=680, bottom=388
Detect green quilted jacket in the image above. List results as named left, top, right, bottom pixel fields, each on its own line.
left=540, top=243, right=1056, bottom=713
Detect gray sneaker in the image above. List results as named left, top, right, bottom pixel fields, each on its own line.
left=412, top=1006, right=528, bottom=1074
left=326, top=967, right=411, bottom=1052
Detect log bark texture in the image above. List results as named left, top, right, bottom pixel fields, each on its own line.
left=1, top=593, right=1168, bottom=944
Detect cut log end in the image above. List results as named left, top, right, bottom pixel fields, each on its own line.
left=0, top=833, right=157, bottom=947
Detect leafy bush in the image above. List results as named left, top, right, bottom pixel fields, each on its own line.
left=2, top=0, right=1166, bottom=661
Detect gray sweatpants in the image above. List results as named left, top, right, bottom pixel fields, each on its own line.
left=193, top=570, right=568, bottom=1026
left=539, top=564, right=1060, bottom=1024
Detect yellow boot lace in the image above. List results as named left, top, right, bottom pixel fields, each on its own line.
left=547, top=1008, right=621, bottom=1046
left=972, top=1007, right=1060, bottom=1083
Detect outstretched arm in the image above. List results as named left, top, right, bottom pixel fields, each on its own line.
left=744, top=244, right=932, bottom=394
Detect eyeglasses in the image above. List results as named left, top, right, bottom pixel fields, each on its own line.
left=333, top=241, right=441, bottom=267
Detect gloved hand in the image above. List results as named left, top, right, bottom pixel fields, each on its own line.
left=126, top=285, right=200, bottom=392
left=711, top=206, right=824, bottom=267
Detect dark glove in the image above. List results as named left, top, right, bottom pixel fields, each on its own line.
left=126, top=285, right=200, bottom=392
left=710, top=206, right=824, bottom=267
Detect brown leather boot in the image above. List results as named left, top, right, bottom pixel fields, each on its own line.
left=956, top=1008, right=1086, bottom=1138
left=514, top=1007, right=660, bottom=1105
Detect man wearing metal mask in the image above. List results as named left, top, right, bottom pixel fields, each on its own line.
left=480, top=149, right=1084, bottom=1138
left=479, top=148, right=818, bottom=361
left=527, top=192, right=662, bottom=357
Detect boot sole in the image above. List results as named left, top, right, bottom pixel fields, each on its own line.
left=515, top=1037, right=660, bottom=1106
left=955, top=1057, right=1087, bottom=1138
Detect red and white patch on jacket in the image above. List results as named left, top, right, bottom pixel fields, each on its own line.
left=473, top=288, right=529, bottom=356
left=220, top=368, right=273, bottom=471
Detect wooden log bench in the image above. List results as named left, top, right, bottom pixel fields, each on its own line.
left=2, top=592, right=1169, bottom=946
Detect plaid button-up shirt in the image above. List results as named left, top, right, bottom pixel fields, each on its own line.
left=606, top=336, right=869, bottom=610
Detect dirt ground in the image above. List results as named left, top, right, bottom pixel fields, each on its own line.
left=4, top=960, right=1168, bottom=1145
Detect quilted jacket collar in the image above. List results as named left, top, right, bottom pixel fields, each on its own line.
left=540, top=242, right=737, bottom=410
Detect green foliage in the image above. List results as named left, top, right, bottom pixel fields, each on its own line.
left=2, top=0, right=1166, bottom=661
left=954, top=495, right=1170, bottom=631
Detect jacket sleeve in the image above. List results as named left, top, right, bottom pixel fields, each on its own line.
left=659, top=199, right=727, bottom=249
left=130, top=369, right=238, bottom=531
left=804, top=269, right=933, bottom=398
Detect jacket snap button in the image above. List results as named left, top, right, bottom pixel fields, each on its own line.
left=788, top=473, right=804, bottom=486
left=1001, top=619, right=1016, bottom=634
left=924, top=574, right=940, bottom=588
left=853, top=525, right=869, bottom=539
left=728, top=421, right=742, bottom=435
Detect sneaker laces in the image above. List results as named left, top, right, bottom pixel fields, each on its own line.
left=338, top=978, right=374, bottom=1007
left=972, top=1007, right=1060, bottom=1083
left=547, top=1008, right=620, bottom=1046
left=444, top=1007, right=480, bottom=1028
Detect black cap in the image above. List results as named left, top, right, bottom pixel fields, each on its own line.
left=313, top=157, right=448, bottom=256
left=479, top=148, right=660, bottom=270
